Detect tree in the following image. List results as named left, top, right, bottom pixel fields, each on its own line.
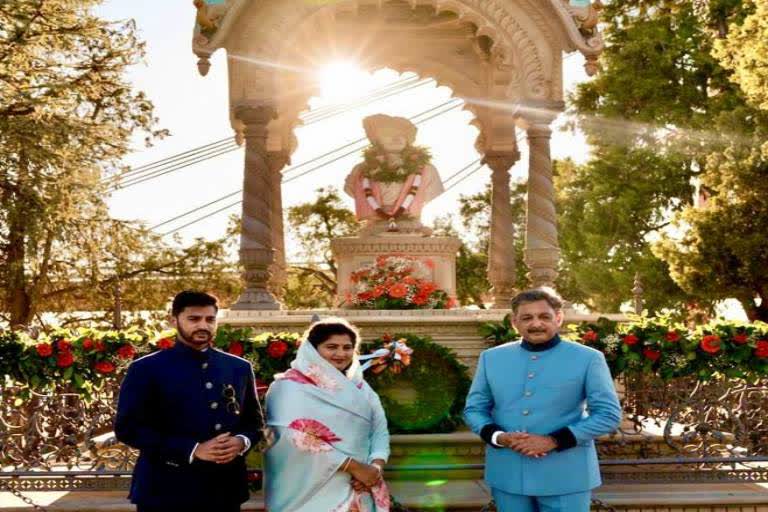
left=0, top=1, right=238, bottom=327
left=285, top=187, right=358, bottom=307
left=713, top=0, right=768, bottom=111
left=563, top=0, right=757, bottom=315
left=654, top=107, right=768, bottom=321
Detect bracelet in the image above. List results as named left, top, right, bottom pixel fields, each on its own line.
left=341, top=458, right=352, bottom=473
left=372, top=463, right=383, bottom=474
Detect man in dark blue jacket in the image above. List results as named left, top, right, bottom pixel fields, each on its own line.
left=115, top=290, right=263, bottom=512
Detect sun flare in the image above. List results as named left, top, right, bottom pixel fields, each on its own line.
left=317, top=60, right=373, bottom=103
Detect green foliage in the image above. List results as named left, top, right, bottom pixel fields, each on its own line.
left=714, top=0, right=768, bottom=111
left=479, top=313, right=518, bottom=347
left=361, top=333, right=471, bottom=434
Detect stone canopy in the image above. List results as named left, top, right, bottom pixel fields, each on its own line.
left=189, top=0, right=604, bottom=309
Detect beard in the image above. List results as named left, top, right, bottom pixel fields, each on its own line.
left=177, top=324, right=213, bottom=348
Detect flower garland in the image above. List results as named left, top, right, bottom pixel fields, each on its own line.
left=361, top=333, right=471, bottom=434
left=363, top=174, right=422, bottom=219
left=360, top=144, right=431, bottom=183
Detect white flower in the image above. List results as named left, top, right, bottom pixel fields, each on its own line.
left=603, top=334, right=621, bottom=353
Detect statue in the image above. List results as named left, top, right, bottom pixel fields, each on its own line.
left=344, top=114, right=444, bottom=235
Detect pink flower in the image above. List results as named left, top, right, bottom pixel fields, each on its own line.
left=288, top=418, right=342, bottom=452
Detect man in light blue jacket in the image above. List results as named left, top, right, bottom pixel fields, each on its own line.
left=465, top=288, right=621, bottom=511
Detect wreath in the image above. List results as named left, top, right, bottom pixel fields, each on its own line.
left=361, top=333, right=471, bottom=434
left=361, top=144, right=431, bottom=183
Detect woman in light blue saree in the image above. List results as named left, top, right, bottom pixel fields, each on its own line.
left=264, top=318, right=390, bottom=512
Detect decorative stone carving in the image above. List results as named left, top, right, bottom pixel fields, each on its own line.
left=483, top=150, right=521, bottom=307
left=524, top=123, right=560, bottom=288
left=231, top=105, right=281, bottom=310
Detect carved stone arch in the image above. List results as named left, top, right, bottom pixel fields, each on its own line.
left=222, top=0, right=557, bottom=107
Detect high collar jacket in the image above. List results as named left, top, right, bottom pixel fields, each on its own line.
left=114, top=341, right=263, bottom=508
left=464, top=338, right=621, bottom=496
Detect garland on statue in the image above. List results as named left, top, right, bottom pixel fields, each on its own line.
left=362, top=175, right=422, bottom=217
left=360, top=143, right=431, bottom=183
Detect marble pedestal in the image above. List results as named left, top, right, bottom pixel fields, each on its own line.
left=330, top=234, right=462, bottom=306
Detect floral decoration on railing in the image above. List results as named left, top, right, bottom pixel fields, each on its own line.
left=0, top=326, right=301, bottom=395
left=345, top=254, right=456, bottom=309
left=481, top=315, right=768, bottom=381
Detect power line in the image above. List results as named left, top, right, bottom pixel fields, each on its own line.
left=108, top=77, right=434, bottom=190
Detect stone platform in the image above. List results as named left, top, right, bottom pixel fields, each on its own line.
left=220, top=309, right=628, bottom=373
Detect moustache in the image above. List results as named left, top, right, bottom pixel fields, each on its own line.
left=526, top=329, right=547, bottom=333
left=192, top=330, right=212, bottom=337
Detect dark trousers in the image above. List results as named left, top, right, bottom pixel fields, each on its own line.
left=137, top=506, right=241, bottom=512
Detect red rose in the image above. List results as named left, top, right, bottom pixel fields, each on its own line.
left=622, top=334, right=639, bottom=346
left=664, top=331, right=680, bottom=343
left=82, top=338, right=94, bottom=351
left=94, top=361, right=115, bottom=374
left=94, top=340, right=106, bottom=353
left=56, top=351, right=75, bottom=368
left=267, top=340, right=288, bottom=359
left=36, top=343, right=53, bottom=357
left=388, top=283, right=409, bottom=299
left=754, top=340, right=768, bottom=359
left=57, top=339, right=72, bottom=352
left=700, top=334, right=722, bottom=354
left=228, top=341, right=244, bottom=357
left=732, top=333, right=749, bottom=345
left=156, top=338, right=174, bottom=350
left=642, top=347, right=661, bottom=362
left=117, top=344, right=136, bottom=360
left=581, top=330, right=599, bottom=343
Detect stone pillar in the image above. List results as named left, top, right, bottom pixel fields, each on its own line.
left=231, top=105, right=281, bottom=310
left=267, top=150, right=289, bottom=297
left=482, top=151, right=521, bottom=308
left=524, top=123, right=560, bottom=288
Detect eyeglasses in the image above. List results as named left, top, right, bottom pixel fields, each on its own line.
left=222, top=384, right=240, bottom=416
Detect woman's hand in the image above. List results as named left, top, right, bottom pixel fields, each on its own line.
left=347, top=459, right=382, bottom=488
left=351, top=478, right=369, bottom=493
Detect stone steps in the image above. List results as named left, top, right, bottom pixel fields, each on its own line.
left=3, top=482, right=768, bottom=511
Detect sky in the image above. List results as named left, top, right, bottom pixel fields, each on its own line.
left=97, top=0, right=591, bottom=256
